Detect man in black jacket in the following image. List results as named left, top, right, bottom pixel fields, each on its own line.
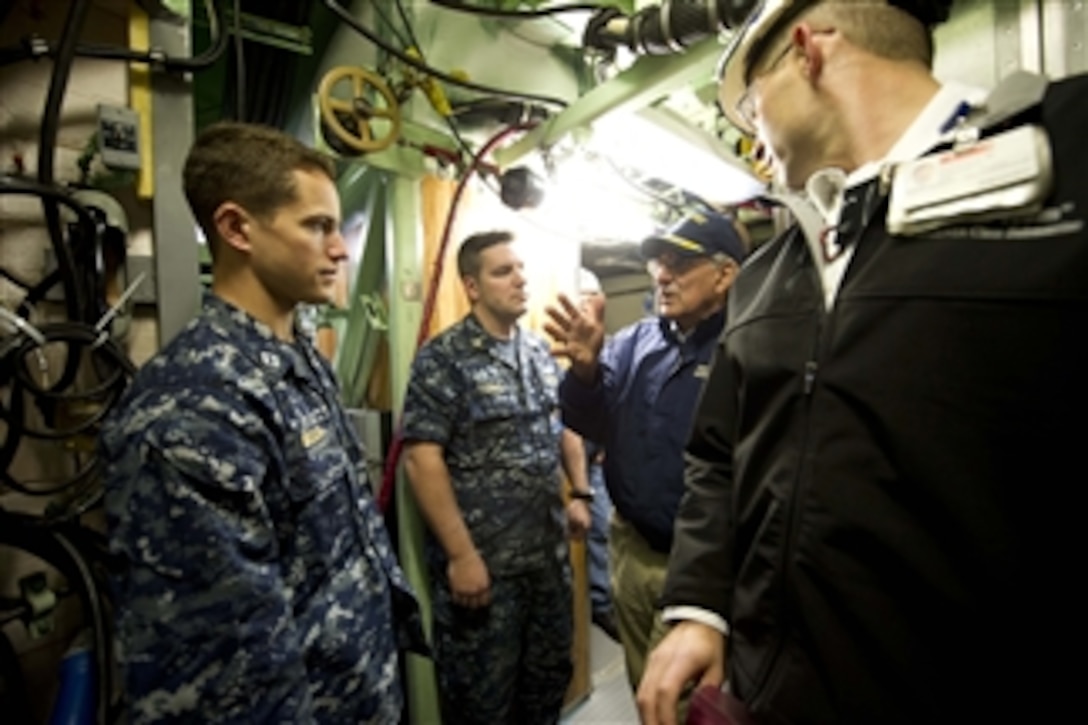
left=638, top=1, right=1088, bottom=723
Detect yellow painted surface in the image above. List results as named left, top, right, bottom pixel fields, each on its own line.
left=128, top=0, right=153, bottom=199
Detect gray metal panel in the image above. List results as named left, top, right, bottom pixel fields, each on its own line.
left=934, top=0, right=1001, bottom=89
left=150, top=10, right=200, bottom=346
left=1043, top=0, right=1088, bottom=78
left=933, top=1, right=1067, bottom=91
left=994, top=0, right=1025, bottom=79
left=1017, top=0, right=1044, bottom=75
left=385, top=176, right=441, bottom=725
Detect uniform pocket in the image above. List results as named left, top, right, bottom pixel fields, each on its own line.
left=282, top=418, right=349, bottom=504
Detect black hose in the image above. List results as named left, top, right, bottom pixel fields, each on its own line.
left=0, top=514, right=115, bottom=725
left=0, top=397, right=24, bottom=490
left=10, top=324, right=133, bottom=434
left=0, top=178, right=104, bottom=394
left=0, top=267, right=34, bottom=293
left=232, top=0, right=246, bottom=121
left=0, top=630, right=34, bottom=725
left=0, top=178, right=102, bottom=322
left=27, top=0, right=93, bottom=412
left=391, top=0, right=478, bottom=165
left=0, top=401, right=110, bottom=500
left=375, top=0, right=412, bottom=49
left=0, top=336, right=21, bottom=488
left=0, top=321, right=133, bottom=497
left=0, top=0, right=227, bottom=71
left=0, top=178, right=99, bottom=242
left=322, top=0, right=569, bottom=109
left=38, top=0, right=90, bottom=325
left=54, top=530, right=112, bottom=725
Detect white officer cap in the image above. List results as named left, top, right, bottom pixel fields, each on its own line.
left=718, top=1, right=951, bottom=135
left=717, top=0, right=812, bottom=136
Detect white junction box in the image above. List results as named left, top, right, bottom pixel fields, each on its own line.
left=97, top=104, right=141, bottom=170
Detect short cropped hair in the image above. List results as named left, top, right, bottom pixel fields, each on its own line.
left=457, top=230, right=514, bottom=279
left=183, top=122, right=336, bottom=258
left=804, top=1, right=934, bottom=66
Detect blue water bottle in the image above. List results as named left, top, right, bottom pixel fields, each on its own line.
left=49, top=629, right=94, bottom=725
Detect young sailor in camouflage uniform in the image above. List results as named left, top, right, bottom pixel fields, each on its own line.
left=402, top=231, right=592, bottom=725
left=101, top=122, right=425, bottom=724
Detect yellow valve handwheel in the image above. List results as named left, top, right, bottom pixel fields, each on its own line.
left=317, top=66, right=402, bottom=153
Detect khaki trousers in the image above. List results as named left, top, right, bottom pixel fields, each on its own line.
left=609, top=514, right=671, bottom=693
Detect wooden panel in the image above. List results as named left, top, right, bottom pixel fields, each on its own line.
left=420, top=174, right=469, bottom=336
left=565, top=501, right=593, bottom=711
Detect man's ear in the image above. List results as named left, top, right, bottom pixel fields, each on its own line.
left=793, top=23, right=825, bottom=82
left=717, top=259, right=740, bottom=295
left=213, top=202, right=252, bottom=255
left=462, top=274, right=480, bottom=303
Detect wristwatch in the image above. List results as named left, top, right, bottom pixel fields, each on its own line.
left=570, top=489, right=595, bottom=502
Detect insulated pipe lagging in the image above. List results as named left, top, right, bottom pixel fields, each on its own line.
left=639, top=0, right=758, bottom=54
left=632, top=0, right=721, bottom=54
left=596, top=0, right=758, bottom=56
left=594, top=0, right=951, bottom=57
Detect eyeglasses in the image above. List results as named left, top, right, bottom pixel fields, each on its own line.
left=646, top=254, right=709, bottom=278
left=736, top=42, right=794, bottom=128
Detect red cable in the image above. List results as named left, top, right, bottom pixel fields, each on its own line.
left=377, top=122, right=536, bottom=512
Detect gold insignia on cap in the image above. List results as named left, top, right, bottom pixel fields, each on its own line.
left=664, top=234, right=708, bottom=254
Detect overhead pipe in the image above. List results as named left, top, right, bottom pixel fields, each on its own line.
left=583, top=0, right=758, bottom=57
left=584, top=0, right=952, bottom=57
left=1, top=0, right=227, bottom=71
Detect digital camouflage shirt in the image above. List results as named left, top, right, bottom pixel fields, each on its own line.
left=101, top=294, right=424, bottom=724
left=402, top=314, right=567, bottom=576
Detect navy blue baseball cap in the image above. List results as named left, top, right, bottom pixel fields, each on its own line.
left=640, top=212, right=748, bottom=263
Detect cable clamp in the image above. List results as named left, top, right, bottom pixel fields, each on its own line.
left=93, top=272, right=146, bottom=347
left=0, top=307, right=46, bottom=346
left=25, top=35, right=50, bottom=58
left=20, top=572, right=57, bottom=639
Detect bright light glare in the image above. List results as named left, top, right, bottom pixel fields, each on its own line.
left=590, top=109, right=765, bottom=205
left=526, top=154, right=658, bottom=245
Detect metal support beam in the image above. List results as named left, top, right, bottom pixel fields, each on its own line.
left=385, top=176, right=442, bottom=725
left=493, top=37, right=722, bottom=168
left=150, top=5, right=200, bottom=346
left=1043, top=0, right=1088, bottom=78
left=335, top=167, right=388, bottom=407
left=192, top=6, right=313, bottom=55
left=359, top=118, right=459, bottom=179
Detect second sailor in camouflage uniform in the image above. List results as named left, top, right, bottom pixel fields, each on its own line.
left=402, top=231, right=592, bottom=725
left=101, top=123, right=425, bottom=724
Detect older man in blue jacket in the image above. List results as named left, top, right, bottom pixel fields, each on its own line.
left=546, top=211, right=747, bottom=691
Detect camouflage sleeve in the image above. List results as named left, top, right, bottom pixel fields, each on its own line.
left=401, top=342, right=461, bottom=444
left=106, top=399, right=314, bottom=724
left=536, top=343, right=565, bottom=438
